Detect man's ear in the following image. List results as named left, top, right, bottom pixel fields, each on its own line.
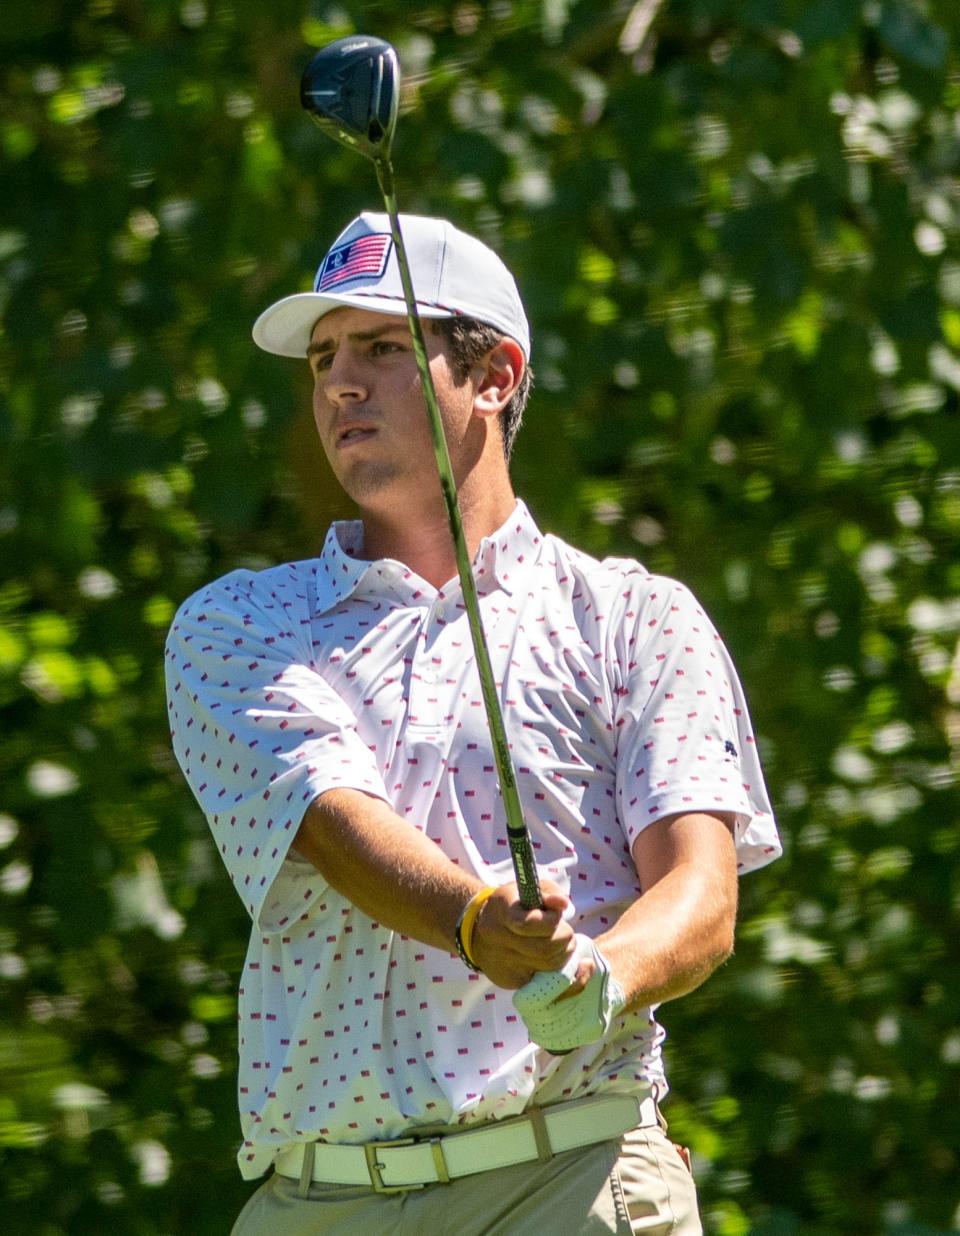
left=473, top=339, right=525, bottom=420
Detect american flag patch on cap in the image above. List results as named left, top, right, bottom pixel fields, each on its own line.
left=315, top=234, right=392, bottom=292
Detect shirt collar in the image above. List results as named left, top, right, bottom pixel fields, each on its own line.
left=473, top=499, right=543, bottom=596
left=314, top=499, right=544, bottom=613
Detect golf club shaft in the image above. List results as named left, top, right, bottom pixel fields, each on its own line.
left=375, top=160, right=543, bottom=911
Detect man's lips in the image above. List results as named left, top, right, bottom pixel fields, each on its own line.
left=335, top=424, right=379, bottom=449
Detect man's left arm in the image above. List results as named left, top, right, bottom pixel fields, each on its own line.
left=514, top=574, right=780, bottom=1050
left=597, top=809, right=738, bottom=1009
left=513, top=810, right=739, bottom=1050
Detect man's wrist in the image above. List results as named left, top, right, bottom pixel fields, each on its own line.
left=454, top=885, right=498, bottom=971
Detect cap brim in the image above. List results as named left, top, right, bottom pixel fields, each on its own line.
left=252, top=292, right=453, bottom=359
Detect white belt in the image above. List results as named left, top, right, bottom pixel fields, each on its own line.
left=275, top=1094, right=656, bottom=1194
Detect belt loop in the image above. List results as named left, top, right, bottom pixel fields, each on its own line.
left=428, top=1137, right=451, bottom=1184
left=297, top=1142, right=316, bottom=1198
left=526, top=1106, right=554, bottom=1164
left=636, top=1094, right=662, bottom=1133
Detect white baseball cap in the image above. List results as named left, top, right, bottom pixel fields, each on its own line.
left=252, top=211, right=531, bottom=361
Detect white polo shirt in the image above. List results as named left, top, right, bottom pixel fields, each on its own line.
left=165, top=500, right=780, bottom=1180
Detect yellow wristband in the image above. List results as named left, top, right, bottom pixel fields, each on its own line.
left=455, top=885, right=498, bottom=971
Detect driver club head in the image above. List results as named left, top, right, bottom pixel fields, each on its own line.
left=300, top=35, right=399, bottom=163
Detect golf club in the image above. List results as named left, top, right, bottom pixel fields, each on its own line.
left=301, top=35, right=543, bottom=911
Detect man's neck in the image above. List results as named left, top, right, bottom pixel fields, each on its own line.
left=360, top=478, right=517, bottom=590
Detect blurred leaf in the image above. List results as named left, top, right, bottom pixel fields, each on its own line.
left=878, top=2, right=949, bottom=71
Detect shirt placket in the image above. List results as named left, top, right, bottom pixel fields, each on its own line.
left=407, top=589, right=464, bottom=735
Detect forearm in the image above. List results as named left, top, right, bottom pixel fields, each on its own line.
left=596, top=814, right=739, bottom=1009
left=292, top=787, right=482, bottom=953
left=292, top=787, right=575, bottom=984
left=596, top=864, right=736, bottom=1009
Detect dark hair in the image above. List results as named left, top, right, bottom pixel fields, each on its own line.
left=430, top=317, right=532, bottom=461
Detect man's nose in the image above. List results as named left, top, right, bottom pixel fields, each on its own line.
left=322, top=349, right=368, bottom=406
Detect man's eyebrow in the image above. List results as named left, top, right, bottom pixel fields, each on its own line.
left=306, top=322, right=409, bottom=358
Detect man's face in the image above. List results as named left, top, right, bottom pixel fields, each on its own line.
left=308, top=306, right=479, bottom=513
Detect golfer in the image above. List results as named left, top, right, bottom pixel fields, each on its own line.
left=165, top=212, right=781, bottom=1235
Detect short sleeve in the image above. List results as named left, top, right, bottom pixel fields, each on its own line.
left=165, top=569, right=389, bottom=929
left=612, top=575, right=781, bottom=875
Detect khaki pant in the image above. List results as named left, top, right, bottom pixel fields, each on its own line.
left=230, top=1125, right=701, bottom=1236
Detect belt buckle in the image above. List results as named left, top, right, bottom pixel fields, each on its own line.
left=363, top=1132, right=451, bottom=1193
left=364, top=1137, right=419, bottom=1194
left=360, top=1132, right=417, bottom=1191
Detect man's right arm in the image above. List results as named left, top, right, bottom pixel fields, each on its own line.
left=165, top=576, right=573, bottom=985
left=293, top=788, right=575, bottom=989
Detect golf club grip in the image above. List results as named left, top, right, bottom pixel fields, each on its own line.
left=375, top=164, right=544, bottom=912
left=509, top=831, right=542, bottom=910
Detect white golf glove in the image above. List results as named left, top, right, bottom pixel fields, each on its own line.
left=513, top=933, right=626, bottom=1053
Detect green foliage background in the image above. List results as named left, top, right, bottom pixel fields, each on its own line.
left=2, top=1, right=959, bottom=1232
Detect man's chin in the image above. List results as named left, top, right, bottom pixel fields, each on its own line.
left=338, top=461, right=404, bottom=506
